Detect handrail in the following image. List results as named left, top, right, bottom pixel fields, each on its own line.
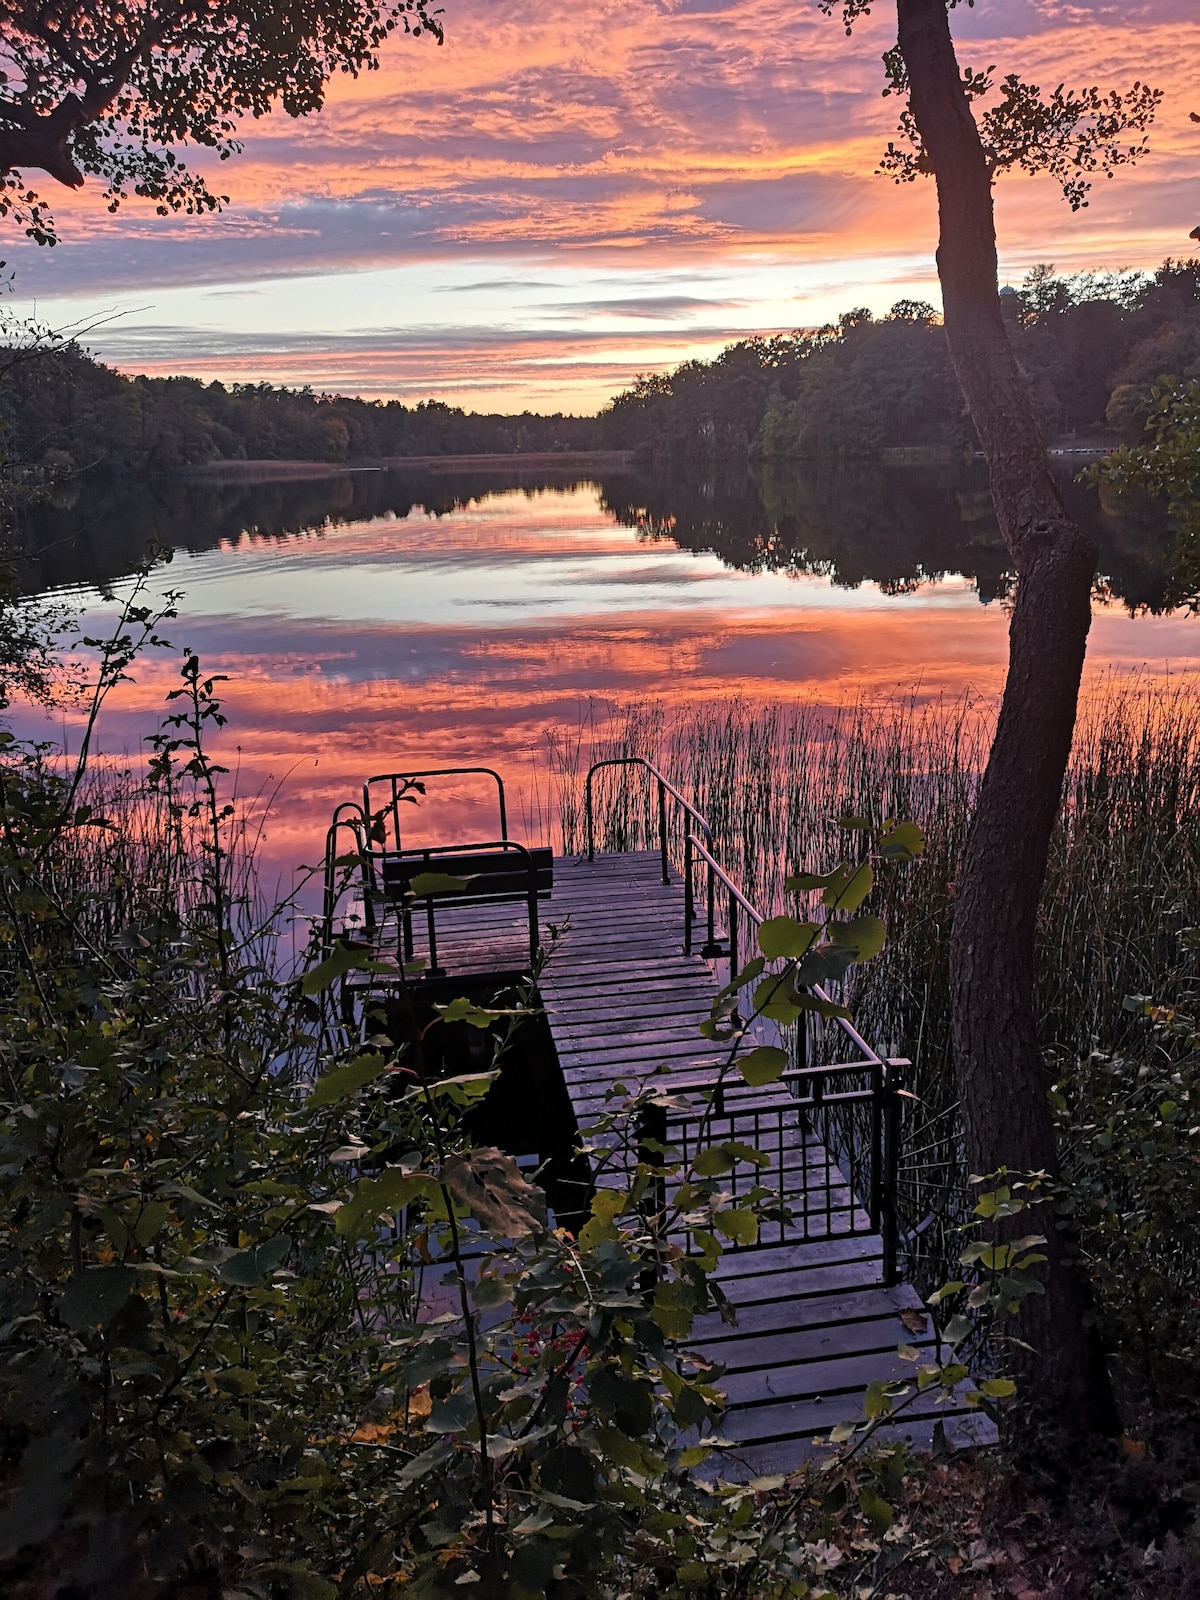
left=585, top=756, right=712, bottom=885
left=683, top=830, right=886, bottom=1068
left=364, top=766, right=508, bottom=854
left=582, top=755, right=903, bottom=1282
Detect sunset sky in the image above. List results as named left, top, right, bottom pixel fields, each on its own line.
left=7, top=0, right=1198, bottom=413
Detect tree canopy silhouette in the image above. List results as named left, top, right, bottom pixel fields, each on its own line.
left=0, top=0, right=441, bottom=245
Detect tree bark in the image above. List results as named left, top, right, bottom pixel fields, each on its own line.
left=896, top=0, right=1118, bottom=1434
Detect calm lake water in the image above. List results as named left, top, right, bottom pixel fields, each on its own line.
left=14, top=458, right=1200, bottom=894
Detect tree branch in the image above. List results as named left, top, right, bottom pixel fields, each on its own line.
left=0, top=95, right=89, bottom=186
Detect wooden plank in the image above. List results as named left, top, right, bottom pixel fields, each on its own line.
left=352, top=846, right=993, bottom=1475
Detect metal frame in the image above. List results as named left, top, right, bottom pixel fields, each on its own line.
left=585, top=756, right=712, bottom=885
left=322, top=767, right=530, bottom=973
left=382, top=837, right=544, bottom=975
left=587, top=757, right=905, bottom=1284
left=364, top=766, right=508, bottom=855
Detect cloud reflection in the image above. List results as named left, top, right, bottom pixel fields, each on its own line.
left=14, top=482, right=1200, bottom=901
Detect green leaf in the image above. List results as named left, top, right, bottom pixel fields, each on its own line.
left=859, top=1486, right=894, bottom=1536
left=215, top=1366, right=258, bottom=1395
left=133, top=1201, right=169, bottom=1247
left=756, top=916, right=819, bottom=960
left=752, top=976, right=803, bottom=1025
left=219, top=1233, right=291, bottom=1286
left=927, top=1280, right=964, bottom=1306
left=59, top=1266, right=136, bottom=1330
left=713, top=1208, right=758, bottom=1247
left=863, top=1379, right=894, bottom=1420
left=590, top=1426, right=666, bottom=1477
left=692, top=1145, right=736, bottom=1177
left=472, top=1274, right=515, bottom=1310
left=879, top=819, right=925, bottom=860
left=437, top=996, right=503, bottom=1029
left=306, top=1052, right=389, bottom=1109
left=591, top=1366, right=655, bottom=1434
left=408, top=871, right=474, bottom=897
left=822, top=861, right=873, bottom=912
left=971, top=1186, right=1011, bottom=1219
left=300, top=941, right=393, bottom=995
left=736, top=1045, right=788, bottom=1087
left=336, top=1169, right=437, bottom=1237
left=690, top=1228, right=722, bottom=1270
left=97, top=1207, right=129, bottom=1255
left=941, top=1313, right=972, bottom=1347
left=785, top=871, right=838, bottom=892
left=828, top=914, right=885, bottom=962
left=792, top=990, right=853, bottom=1020
left=401, top=1070, right=497, bottom=1105
left=794, top=945, right=858, bottom=988
left=714, top=957, right=765, bottom=1004
left=725, top=1140, right=770, bottom=1167
left=978, top=1377, right=1017, bottom=1398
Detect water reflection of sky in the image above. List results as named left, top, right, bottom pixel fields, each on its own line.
left=168, top=486, right=988, bottom=626
left=18, top=482, right=1200, bottom=896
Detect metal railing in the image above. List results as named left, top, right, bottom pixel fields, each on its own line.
left=586, top=756, right=905, bottom=1282
left=322, top=767, right=513, bottom=958
left=585, top=756, right=712, bottom=885
left=638, top=1060, right=903, bottom=1283
left=322, top=801, right=368, bottom=953
left=365, top=766, right=508, bottom=855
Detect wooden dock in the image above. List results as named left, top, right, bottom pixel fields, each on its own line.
left=361, top=842, right=996, bottom=1475
left=538, top=849, right=993, bottom=1475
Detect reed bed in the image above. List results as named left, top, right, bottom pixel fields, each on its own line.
left=22, top=750, right=302, bottom=984
left=546, top=678, right=1200, bottom=1285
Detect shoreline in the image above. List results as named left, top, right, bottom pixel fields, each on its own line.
left=184, top=450, right=635, bottom=481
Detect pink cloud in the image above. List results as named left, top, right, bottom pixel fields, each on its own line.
left=8, top=0, right=1197, bottom=409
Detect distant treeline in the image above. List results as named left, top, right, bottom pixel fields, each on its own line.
left=0, top=347, right=602, bottom=473
left=4, top=258, right=1200, bottom=474
left=598, top=260, right=1200, bottom=463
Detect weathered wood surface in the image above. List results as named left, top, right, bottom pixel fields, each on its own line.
left=357, top=847, right=995, bottom=1473
left=537, top=851, right=995, bottom=1475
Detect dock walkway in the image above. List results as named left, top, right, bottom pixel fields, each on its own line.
left=537, top=848, right=992, bottom=1475
left=375, top=846, right=994, bottom=1474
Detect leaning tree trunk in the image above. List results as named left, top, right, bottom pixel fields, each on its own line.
left=896, top=0, right=1118, bottom=1434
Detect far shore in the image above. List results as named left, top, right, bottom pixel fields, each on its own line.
left=184, top=450, right=635, bottom=481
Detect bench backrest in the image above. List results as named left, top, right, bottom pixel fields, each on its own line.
left=381, top=845, right=553, bottom=906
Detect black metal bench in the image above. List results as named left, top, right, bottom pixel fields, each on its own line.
left=381, top=839, right=553, bottom=975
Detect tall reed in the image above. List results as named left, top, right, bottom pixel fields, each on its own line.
left=546, top=678, right=1200, bottom=1281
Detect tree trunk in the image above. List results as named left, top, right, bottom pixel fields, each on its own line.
left=896, top=0, right=1118, bottom=1434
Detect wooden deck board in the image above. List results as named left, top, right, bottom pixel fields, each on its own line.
left=348, top=845, right=994, bottom=1476
left=534, top=851, right=995, bottom=1476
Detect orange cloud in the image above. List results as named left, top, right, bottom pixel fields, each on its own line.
left=9, top=0, right=1199, bottom=409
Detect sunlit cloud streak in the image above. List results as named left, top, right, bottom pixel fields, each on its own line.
left=5, top=0, right=1198, bottom=409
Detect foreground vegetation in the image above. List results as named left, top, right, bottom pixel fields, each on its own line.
left=1, top=593, right=1197, bottom=1592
